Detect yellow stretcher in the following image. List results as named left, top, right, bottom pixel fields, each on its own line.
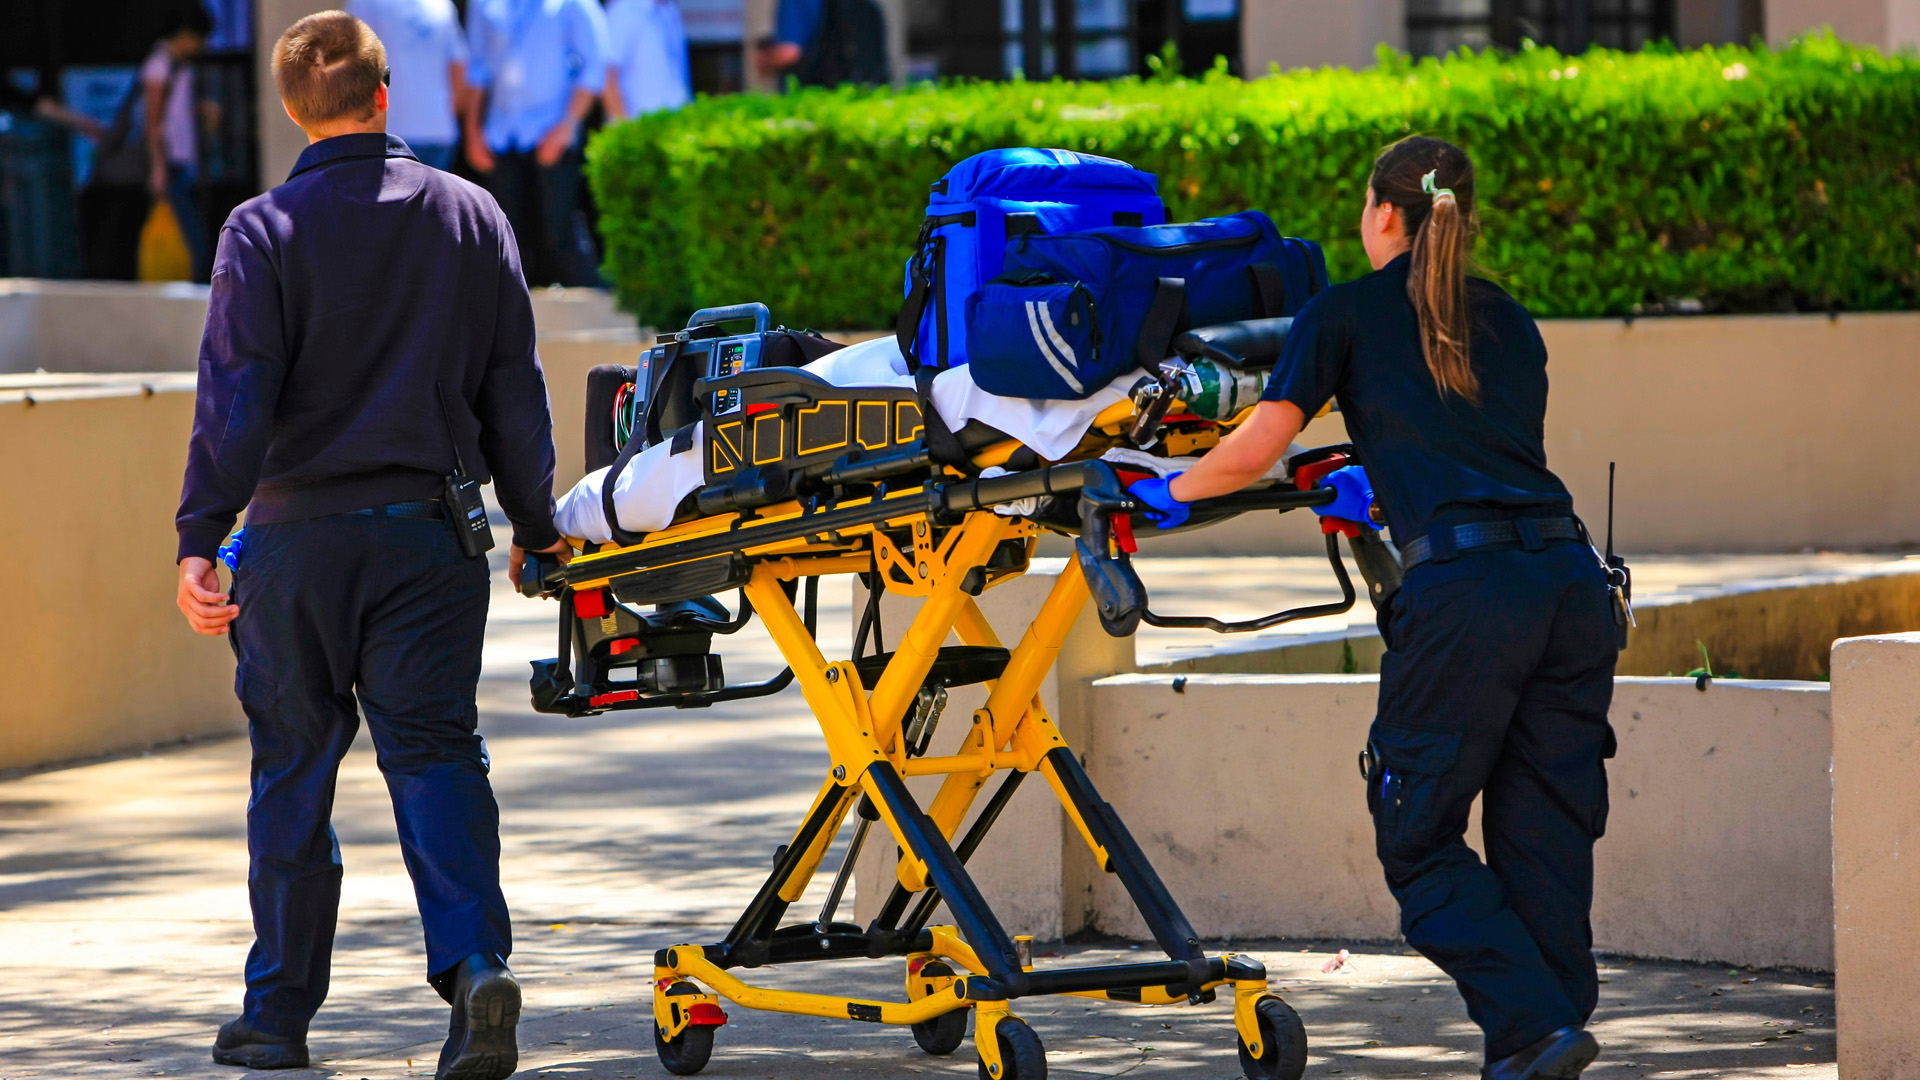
left=522, top=328, right=1402, bottom=1080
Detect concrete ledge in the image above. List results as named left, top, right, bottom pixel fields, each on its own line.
left=1832, top=631, right=1920, bottom=1079
left=0, top=278, right=636, bottom=374
left=1135, top=559, right=1920, bottom=682
left=1081, top=672, right=1833, bottom=969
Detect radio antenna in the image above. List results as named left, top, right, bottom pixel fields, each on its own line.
left=1605, top=462, right=1617, bottom=562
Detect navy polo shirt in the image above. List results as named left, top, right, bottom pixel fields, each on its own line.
left=1263, top=252, right=1573, bottom=542
left=176, top=132, right=559, bottom=563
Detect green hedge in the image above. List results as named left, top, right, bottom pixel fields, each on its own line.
left=586, top=35, right=1920, bottom=330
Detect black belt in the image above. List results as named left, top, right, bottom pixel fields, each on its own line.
left=349, top=499, right=446, bottom=520
left=1400, top=517, right=1582, bottom=572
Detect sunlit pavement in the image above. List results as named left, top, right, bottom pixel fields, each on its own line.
left=0, top=553, right=1844, bottom=1079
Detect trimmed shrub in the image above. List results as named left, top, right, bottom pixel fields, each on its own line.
left=586, top=35, right=1920, bottom=330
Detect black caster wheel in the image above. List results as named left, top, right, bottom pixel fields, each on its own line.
left=1238, top=995, right=1308, bottom=1080
left=977, top=1015, right=1045, bottom=1080
left=910, top=962, right=968, bottom=1055
left=654, top=983, right=716, bottom=1076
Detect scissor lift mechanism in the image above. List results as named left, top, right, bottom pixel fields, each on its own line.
left=529, top=384, right=1396, bottom=1079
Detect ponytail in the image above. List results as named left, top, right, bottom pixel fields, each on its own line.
left=1410, top=172, right=1477, bottom=404
left=1370, top=137, right=1481, bottom=405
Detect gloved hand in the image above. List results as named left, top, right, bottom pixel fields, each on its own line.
left=1312, top=465, right=1383, bottom=529
left=1127, top=472, right=1190, bottom=530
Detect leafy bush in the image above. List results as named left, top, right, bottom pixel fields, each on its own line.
left=586, top=35, right=1920, bottom=330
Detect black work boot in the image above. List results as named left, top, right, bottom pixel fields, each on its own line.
left=211, top=1017, right=310, bottom=1070
left=1484, top=1027, right=1600, bottom=1080
left=433, top=953, right=521, bottom=1080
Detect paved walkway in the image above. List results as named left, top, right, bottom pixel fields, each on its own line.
left=0, top=556, right=1853, bottom=1079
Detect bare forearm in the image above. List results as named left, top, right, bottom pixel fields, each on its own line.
left=1169, top=400, right=1305, bottom=502
left=563, top=86, right=595, bottom=126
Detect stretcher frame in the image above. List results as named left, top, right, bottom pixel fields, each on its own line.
left=544, top=451, right=1366, bottom=1079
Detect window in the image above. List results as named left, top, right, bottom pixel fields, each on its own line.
left=1407, top=0, right=1676, bottom=57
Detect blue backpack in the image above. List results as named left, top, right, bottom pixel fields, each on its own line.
left=965, top=211, right=1328, bottom=400
left=896, top=148, right=1167, bottom=374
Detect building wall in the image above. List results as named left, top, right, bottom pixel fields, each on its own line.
left=1242, top=0, right=1405, bottom=73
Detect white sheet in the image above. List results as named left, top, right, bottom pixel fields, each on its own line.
left=553, top=336, right=1139, bottom=543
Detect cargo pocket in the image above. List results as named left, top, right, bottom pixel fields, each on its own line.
left=1369, top=724, right=1464, bottom=874
left=966, top=279, right=1102, bottom=399
left=234, top=659, right=281, bottom=714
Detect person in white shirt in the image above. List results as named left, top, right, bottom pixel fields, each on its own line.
left=343, top=0, right=470, bottom=170
left=604, top=0, right=690, bottom=120
left=141, top=6, right=213, bottom=280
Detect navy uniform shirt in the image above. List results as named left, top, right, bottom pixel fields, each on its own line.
left=176, top=133, right=560, bottom=563
left=1263, top=252, right=1573, bottom=543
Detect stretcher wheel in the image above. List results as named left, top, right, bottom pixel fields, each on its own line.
left=654, top=984, right=715, bottom=1076
left=909, top=962, right=968, bottom=1055
left=978, top=1016, right=1045, bottom=1080
left=1237, top=996, right=1307, bottom=1080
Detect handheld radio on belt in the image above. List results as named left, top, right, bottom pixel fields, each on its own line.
left=1604, top=461, right=1634, bottom=650
left=436, top=382, right=495, bottom=559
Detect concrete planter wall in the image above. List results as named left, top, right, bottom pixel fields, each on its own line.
left=1079, top=673, right=1833, bottom=971
left=850, top=567, right=1840, bottom=971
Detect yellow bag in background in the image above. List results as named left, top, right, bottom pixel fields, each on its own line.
left=138, top=201, right=192, bottom=282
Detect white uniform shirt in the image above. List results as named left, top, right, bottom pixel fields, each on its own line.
left=346, top=0, right=468, bottom=145
left=605, top=0, right=691, bottom=116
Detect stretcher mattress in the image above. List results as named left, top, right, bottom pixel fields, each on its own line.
left=555, top=335, right=1136, bottom=542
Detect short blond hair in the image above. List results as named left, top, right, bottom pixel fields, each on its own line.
left=273, top=11, right=386, bottom=126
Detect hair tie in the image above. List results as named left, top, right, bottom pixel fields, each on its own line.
left=1421, top=170, right=1455, bottom=202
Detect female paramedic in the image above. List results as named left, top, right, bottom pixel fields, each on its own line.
left=1130, top=136, right=1617, bottom=1080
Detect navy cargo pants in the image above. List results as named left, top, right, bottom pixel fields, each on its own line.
left=1369, top=539, right=1617, bottom=1062
left=228, top=508, right=508, bottom=1039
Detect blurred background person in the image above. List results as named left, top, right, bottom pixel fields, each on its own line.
left=755, top=0, right=888, bottom=89
left=603, top=0, right=690, bottom=120
left=142, top=4, right=215, bottom=280
left=0, top=63, right=100, bottom=278
left=345, top=0, right=470, bottom=171
left=463, top=0, right=610, bottom=287
left=80, top=4, right=214, bottom=281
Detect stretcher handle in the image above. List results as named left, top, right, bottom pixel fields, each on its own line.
left=686, top=302, right=771, bottom=334
left=1138, top=530, right=1358, bottom=633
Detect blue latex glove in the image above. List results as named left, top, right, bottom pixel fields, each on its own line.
left=1312, top=466, right=1383, bottom=529
left=218, top=526, right=246, bottom=571
left=1128, top=472, right=1191, bottom=530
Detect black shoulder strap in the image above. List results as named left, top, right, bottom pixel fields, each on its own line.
left=1137, top=277, right=1189, bottom=370
left=1249, top=263, right=1286, bottom=319
left=896, top=222, right=935, bottom=373
left=914, top=366, right=971, bottom=470
left=642, top=338, right=686, bottom=447
left=600, top=431, right=651, bottom=548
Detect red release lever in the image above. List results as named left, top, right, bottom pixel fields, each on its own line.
left=1292, top=453, right=1351, bottom=492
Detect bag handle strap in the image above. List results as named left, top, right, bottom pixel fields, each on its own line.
left=1137, top=277, right=1190, bottom=371
left=1248, top=263, right=1287, bottom=319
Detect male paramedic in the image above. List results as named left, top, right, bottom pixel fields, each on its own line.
left=173, top=11, right=570, bottom=1079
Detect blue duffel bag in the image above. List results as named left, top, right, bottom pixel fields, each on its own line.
left=896, top=148, right=1167, bottom=374
left=965, top=211, right=1328, bottom=400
